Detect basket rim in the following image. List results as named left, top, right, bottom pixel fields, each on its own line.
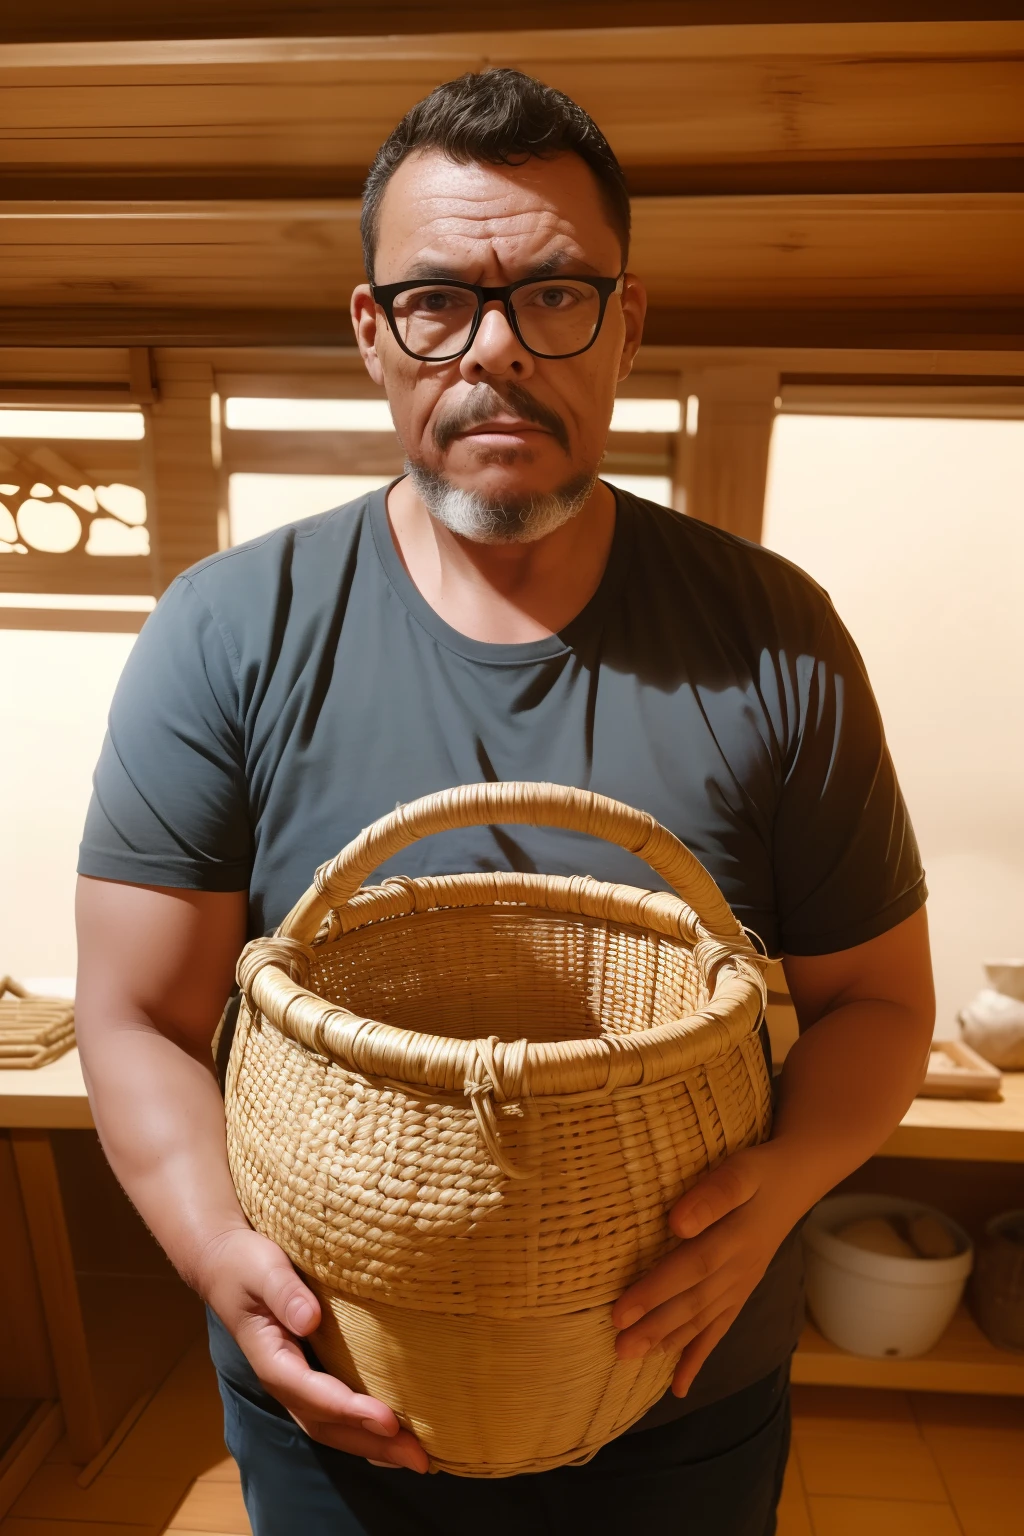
left=324, top=870, right=712, bottom=945
left=237, top=871, right=767, bottom=1103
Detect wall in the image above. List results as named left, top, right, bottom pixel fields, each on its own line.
left=762, top=414, right=1024, bottom=1037
left=1, top=626, right=137, bottom=982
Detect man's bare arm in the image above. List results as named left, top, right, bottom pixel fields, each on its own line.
left=613, top=906, right=935, bottom=1392
left=75, top=875, right=428, bottom=1471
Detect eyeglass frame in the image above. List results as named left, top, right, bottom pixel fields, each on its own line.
left=370, top=272, right=625, bottom=362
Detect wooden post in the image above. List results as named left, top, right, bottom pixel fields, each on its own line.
left=10, top=1130, right=104, bottom=1462
left=145, top=353, right=221, bottom=590
left=685, top=366, right=780, bottom=544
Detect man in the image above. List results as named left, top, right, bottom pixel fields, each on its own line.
left=76, top=70, right=933, bottom=1536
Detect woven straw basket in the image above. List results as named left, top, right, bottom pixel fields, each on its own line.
left=0, top=977, right=75, bottom=1068
left=226, top=783, right=770, bottom=1477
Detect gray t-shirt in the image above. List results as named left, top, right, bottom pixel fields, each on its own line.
left=80, top=483, right=925, bottom=1421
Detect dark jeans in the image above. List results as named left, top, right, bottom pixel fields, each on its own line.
left=208, top=1310, right=791, bottom=1536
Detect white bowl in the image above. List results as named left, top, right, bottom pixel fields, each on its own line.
left=803, top=1194, right=973, bottom=1359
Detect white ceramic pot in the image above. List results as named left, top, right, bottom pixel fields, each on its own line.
left=803, top=1194, right=973, bottom=1359
left=959, top=960, right=1024, bottom=1069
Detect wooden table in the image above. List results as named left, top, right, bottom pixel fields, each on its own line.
left=0, top=1050, right=203, bottom=1517
left=0, top=1046, right=94, bottom=1130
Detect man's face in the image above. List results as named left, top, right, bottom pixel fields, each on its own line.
left=352, top=150, right=646, bottom=518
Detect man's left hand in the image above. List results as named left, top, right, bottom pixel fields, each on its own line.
left=611, top=1141, right=810, bottom=1398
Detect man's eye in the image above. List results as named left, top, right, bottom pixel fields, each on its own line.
left=410, top=289, right=475, bottom=315
left=530, top=287, right=579, bottom=310
left=418, top=291, right=454, bottom=312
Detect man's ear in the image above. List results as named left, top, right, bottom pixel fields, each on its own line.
left=617, top=272, right=647, bottom=383
left=351, top=284, right=385, bottom=388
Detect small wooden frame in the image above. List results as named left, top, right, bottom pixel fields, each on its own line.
left=921, top=1039, right=1003, bottom=1101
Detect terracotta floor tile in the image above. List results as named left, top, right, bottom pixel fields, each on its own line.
left=945, top=1473, right=1024, bottom=1536
left=776, top=1452, right=813, bottom=1536
left=797, top=1427, right=948, bottom=1502
left=777, top=1502, right=814, bottom=1536
left=196, top=1456, right=242, bottom=1484
left=808, top=1496, right=963, bottom=1536
left=0, top=1523, right=161, bottom=1536
left=9, top=1461, right=181, bottom=1525
left=103, top=1343, right=227, bottom=1483
left=924, top=1433, right=1024, bottom=1489
left=167, top=1477, right=251, bottom=1534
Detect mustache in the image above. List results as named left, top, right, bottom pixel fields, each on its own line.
left=432, top=383, right=571, bottom=456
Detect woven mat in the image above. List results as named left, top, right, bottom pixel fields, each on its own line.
left=0, top=977, right=75, bottom=1068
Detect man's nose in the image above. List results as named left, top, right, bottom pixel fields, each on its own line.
left=460, top=301, right=535, bottom=382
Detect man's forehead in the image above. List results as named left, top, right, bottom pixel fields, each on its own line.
left=374, top=149, right=620, bottom=276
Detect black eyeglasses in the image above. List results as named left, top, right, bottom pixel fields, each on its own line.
left=371, top=273, right=624, bottom=362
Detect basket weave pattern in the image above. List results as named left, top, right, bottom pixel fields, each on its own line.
left=226, top=785, right=770, bottom=1477
left=0, top=977, right=75, bottom=1068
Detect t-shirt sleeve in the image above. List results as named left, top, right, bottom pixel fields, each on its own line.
left=773, top=602, right=926, bottom=956
left=78, top=574, right=252, bottom=891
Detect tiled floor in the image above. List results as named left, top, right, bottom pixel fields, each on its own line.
left=4, top=1344, right=1022, bottom=1535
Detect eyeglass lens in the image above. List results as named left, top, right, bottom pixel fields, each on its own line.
left=389, top=280, right=605, bottom=359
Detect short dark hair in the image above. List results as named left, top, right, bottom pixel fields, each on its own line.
left=361, top=68, right=630, bottom=281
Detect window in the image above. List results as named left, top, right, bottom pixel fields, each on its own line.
left=222, top=392, right=680, bottom=545
left=0, top=408, right=151, bottom=561
left=228, top=474, right=391, bottom=545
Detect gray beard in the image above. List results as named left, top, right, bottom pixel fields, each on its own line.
left=405, top=462, right=597, bottom=546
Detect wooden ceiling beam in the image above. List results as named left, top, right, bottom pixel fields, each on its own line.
left=3, top=26, right=1023, bottom=186
left=6, top=158, right=1024, bottom=204
left=0, top=307, right=344, bottom=347
left=3, top=194, right=1022, bottom=309
left=6, top=8, right=1024, bottom=47
left=643, top=305, right=1024, bottom=351
left=3, top=304, right=1024, bottom=353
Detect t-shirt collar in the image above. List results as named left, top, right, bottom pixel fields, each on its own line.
left=369, top=476, right=634, bottom=666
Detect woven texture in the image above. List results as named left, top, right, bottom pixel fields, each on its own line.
left=226, top=784, right=770, bottom=1477
left=0, top=977, right=75, bottom=1068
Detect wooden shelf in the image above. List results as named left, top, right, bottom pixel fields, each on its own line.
left=879, top=1070, right=1024, bottom=1163
left=794, top=1304, right=1024, bottom=1396
left=0, top=1050, right=92, bottom=1131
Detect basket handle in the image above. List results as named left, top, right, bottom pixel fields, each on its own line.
left=279, top=782, right=743, bottom=944
left=0, top=977, right=29, bottom=1000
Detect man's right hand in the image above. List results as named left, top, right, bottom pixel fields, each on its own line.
left=75, top=881, right=428, bottom=1474
left=196, top=1227, right=429, bottom=1473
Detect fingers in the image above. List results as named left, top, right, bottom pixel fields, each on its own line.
left=294, top=1415, right=430, bottom=1473
left=671, top=1305, right=741, bottom=1398
left=260, top=1253, right=321, bottom=1337
left=612, top=1213, right=739, bottom=1341
left=239, top=1312, right=402, bottom=1439
left=246, top=1319, right=428, bottom=1471
left=203, top=1229, right=426, bottom=1470
left=613, top=1155, right=763, bottom=1337
left=668, top=1156, right=759, bottom=1241
left=614, top=1244, right=737, bottom=1360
